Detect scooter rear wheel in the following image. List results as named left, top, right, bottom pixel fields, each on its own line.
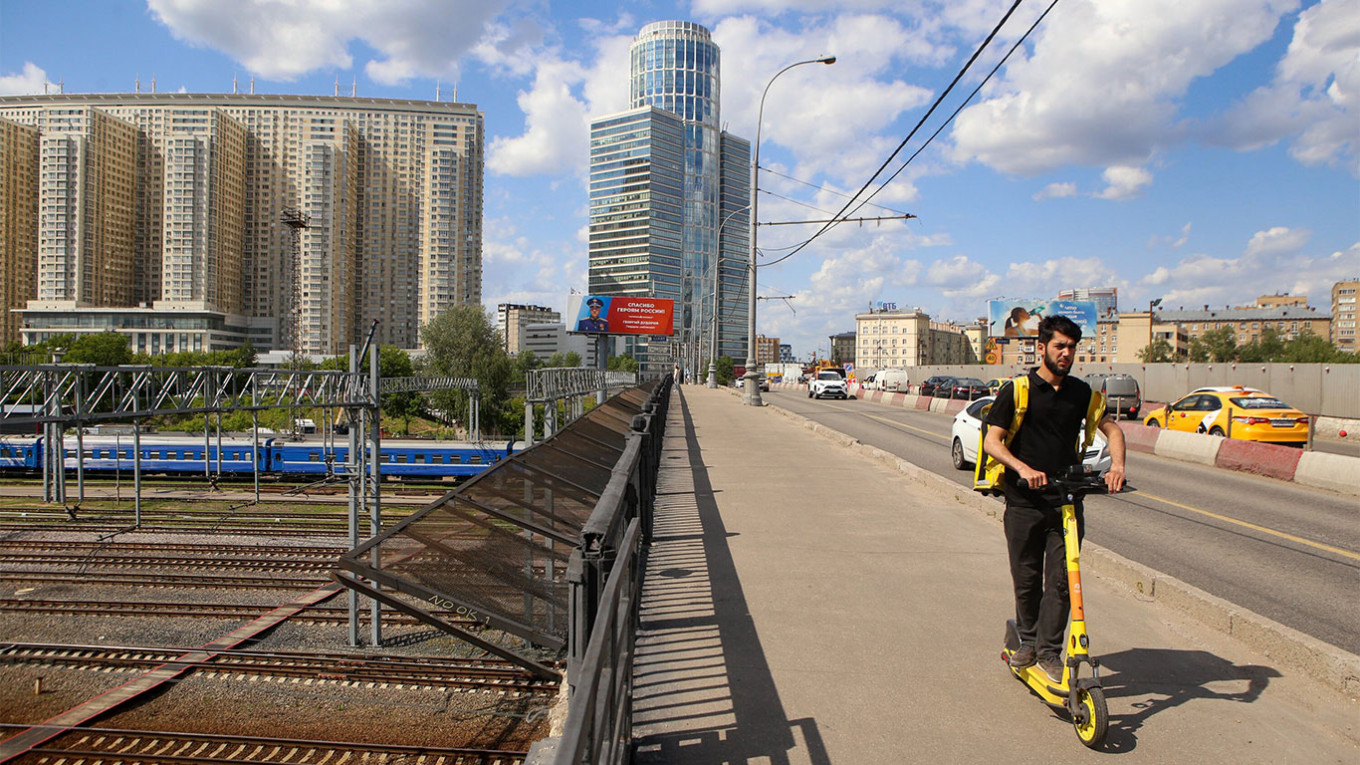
left=1072, top=686, right=1108, bottom=748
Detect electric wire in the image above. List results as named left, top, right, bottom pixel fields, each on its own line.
left=840, top=0, right=1063, bottom=222
left=758, top=0, right=1028, bottom=269
left=758, top=166, right=913, bottom=216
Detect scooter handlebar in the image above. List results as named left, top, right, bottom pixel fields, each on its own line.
left=1017, top=470, right=1110, bottom=496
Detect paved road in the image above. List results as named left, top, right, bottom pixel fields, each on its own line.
left=765, top=388, right=1360, bottom=656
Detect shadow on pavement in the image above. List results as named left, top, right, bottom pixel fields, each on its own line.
left=1092, top=647, right=1278, bottom=753
left=633, top=388, right=830, bottom=764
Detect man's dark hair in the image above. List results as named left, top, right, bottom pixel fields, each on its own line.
left=1037, top=314, right=1082, bottom=344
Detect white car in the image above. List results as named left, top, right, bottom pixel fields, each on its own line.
left=808, top=370, right=849, bottom=400
left=949, top=396, right=1112, bottom=475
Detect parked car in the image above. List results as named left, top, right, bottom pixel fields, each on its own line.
left=808, top=370, right=849, bottom=400
left=920, top=375, right=955, bottom=397
left=861, top=371, right=879, bottom=391
left=947, top=377, right=990, bottom=400
left=1141, top=387, right=1308, bottom=444
left=734, top=376, right=770, bottom=392
left=876, top=368, right=910, bottom=392
left=1092, top=374, right=1141, bottom=420
left=950, top=396, right=1112, bottom=474
left=984, top=377, right=1008, bottom=395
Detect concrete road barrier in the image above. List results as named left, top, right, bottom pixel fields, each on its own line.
left=1119, top=422, right=1162, bottom=454
left=927, top=397, right=953, bottom=414
left=1215, top=438, right=1304, bottom=482
left=915, top=395, right=932, bottom=410
left=944, top=399, right=967, bottom=415
left=1294, top=451, right=1360, bottom=496
left=1154, top=429, right=1222, bottom=466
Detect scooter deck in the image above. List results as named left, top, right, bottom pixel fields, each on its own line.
left=1001, top=647, right=1069, bottom=705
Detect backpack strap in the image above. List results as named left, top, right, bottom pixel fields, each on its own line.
left=1082, top=389, right=1106, bottom=449
left=973, top=376, right=1027, bottom=495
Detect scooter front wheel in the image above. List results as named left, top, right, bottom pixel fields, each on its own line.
left=1072, top=686, right=1108, bottom=748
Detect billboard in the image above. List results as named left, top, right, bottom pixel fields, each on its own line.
left=988, top=299, right=1097, bottom=339
left=570, top=295, right=675, bottom=336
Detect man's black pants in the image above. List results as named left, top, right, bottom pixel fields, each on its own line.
left=1004, top=499, right=1085, bottom=659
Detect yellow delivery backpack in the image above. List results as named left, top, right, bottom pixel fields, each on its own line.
left=973, top=376, right=1105, bottom=495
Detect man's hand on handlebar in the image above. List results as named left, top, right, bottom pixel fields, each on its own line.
left=1017, top=465, right=1047, bottom=489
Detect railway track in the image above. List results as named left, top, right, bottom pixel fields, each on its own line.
left=0, top=725, right=529, bottom=764
left=0, top=598, right=446, bottom=626
left=0, top=642, right=560, bottom=694
left=0, top=570, right=329, bottom=589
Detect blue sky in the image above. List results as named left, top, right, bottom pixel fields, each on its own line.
left=2, top=0, right=1356, bottom=357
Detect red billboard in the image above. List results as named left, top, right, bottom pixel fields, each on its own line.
left=571, top=295, right=674, bottom=336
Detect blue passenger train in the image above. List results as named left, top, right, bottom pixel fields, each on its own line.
left=0, top=434, right=521, bottom=479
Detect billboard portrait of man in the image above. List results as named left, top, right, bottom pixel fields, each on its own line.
left=576, top=296, right=610, bottom=333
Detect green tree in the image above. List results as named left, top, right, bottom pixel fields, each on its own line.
left=1238, top=326, right=1288, bottom=362
left=1189, top=326, right=1237, bottom=362
left=1136, top=338, right=1174, bottom=363
left=63, top=332, right=133, bottom=366
left=715, top=355, right=735, bottom=385
left=544, top=351, right=583, bottom=368
left=320, top=345, right=424, bottom=434
left=607, top=352, right=640, bottom=373
left=420, top=305, right=517, bottom=437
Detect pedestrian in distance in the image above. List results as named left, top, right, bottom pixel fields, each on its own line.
left=982, top=315, right=1126, bottom=683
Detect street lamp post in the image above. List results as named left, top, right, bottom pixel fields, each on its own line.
left=709, top=204, right=752, bottom=388
left=1147, top=298, right=1163, bottom=361
left=743, top=55, right=836, bottom=406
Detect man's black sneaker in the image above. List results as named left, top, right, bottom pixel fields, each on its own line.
left=1039, top=655, right=1065, bottom=683
left=1009, top=644, right=1036, bottom=668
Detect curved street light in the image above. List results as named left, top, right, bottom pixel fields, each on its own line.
left=744, top=55, right=836, bottom=406
left=707, top=203, right=753, bottom=388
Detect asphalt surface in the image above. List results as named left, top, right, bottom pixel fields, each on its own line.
left=766, top=388, right=1360, bottom=656
left=632, top=386, right=1358, bottom=763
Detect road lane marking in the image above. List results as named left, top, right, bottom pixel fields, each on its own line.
left=1134, top=490, right=1360, bottom=561
left=814, top=401, right=949, bottom=442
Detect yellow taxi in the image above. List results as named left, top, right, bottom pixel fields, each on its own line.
left=1141, top=386, right=1309, bottom=444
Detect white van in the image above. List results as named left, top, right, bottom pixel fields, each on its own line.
left=877, top=368, right=909, bottom=392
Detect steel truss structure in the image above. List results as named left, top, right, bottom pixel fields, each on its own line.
left=523, top=368, right=637, bottom=444
left=1, top=357, right=481, bottom=649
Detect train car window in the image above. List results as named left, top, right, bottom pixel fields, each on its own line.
left=381, top=454, right=391, bottom=462
left=470, top=455, right=481, bottom=464
left=430, top=454, right=442, bottom=464
left=396, top=454, right=407, bottom=463
left=309, top=453, right=320, bottom=462
left=1, top=447, right=10, bottom=457
left=451, top=455, right=461, bottom=464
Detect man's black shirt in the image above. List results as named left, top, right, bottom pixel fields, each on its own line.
left=983, top=369, right=1093, bottom=508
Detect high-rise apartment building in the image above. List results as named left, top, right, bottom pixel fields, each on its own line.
left=1332, top=280, right=1357, bottom=353
left=0, top=118, right=39, bottom=345
left=0, top=93, right=484, bottom=355
left=588, top=21, right=751, bottom=373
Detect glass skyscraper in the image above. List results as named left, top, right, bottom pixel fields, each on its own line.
left=588, top=20, right=750, bottom=374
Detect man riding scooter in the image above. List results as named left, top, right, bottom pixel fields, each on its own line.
left=983, top=315, right=1127, bottom=682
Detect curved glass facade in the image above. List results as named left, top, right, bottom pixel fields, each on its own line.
left=613, top=21, right=746, bottom=371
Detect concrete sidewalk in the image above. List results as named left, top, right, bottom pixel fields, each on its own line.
left=631, top=386, right=1357, bottom=763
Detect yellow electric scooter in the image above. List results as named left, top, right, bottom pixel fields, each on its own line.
left=1001, top=466, right=1111, bottom=749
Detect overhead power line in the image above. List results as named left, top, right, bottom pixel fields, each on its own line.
left=759, top=0, right=1037, bottom=269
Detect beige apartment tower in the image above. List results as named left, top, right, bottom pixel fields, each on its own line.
left=0, top=93, right=484, bottom=355
left=0, top=118, right=39, bottom=345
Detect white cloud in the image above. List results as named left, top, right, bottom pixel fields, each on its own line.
left=1244, top=225, right=1311, bottom=257
left=480, top=216, right=585, bottom=313
left=1138, top=229, right=1357, bottom=309
left=147, top=0, right=510, bottom=82
left=1094, top=165, right=1153, bottom=200
left=0, top=62, right=50, bottom=96
left=1033, top=182, right=1076, bottom=201
left=1215, top=0, right=1359, bottom=174
left=486, top=59, right=590, bottom=177
left=950, top=0, right=1297, bottom=175
left=1149, top=221, right=1193, bottom=249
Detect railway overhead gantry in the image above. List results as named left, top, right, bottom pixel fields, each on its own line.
left=1, top=350, right=480, bottom=647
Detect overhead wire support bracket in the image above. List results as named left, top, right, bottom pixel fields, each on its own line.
left=759, top=213, right=916, bottom=226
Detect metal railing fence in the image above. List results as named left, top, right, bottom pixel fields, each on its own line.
left=527, top=374, right=672, bottom=764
